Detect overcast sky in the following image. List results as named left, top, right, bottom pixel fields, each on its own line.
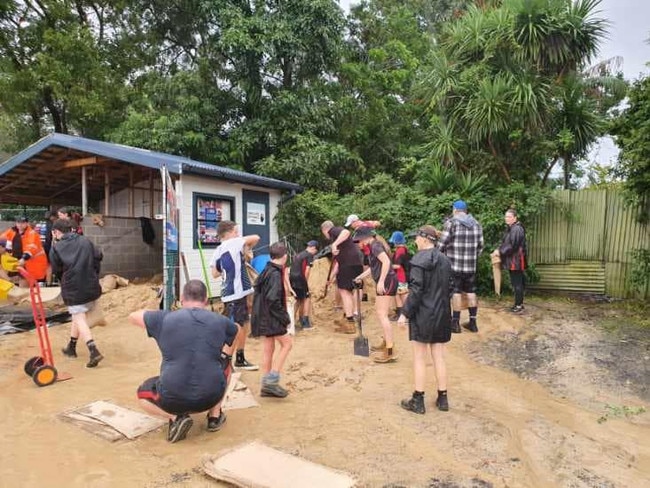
left=337, top=0, right=650, bottom=80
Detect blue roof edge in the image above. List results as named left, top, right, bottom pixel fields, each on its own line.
left=0, top=133, right=302, bottom=192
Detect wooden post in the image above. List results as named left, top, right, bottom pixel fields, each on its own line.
left=104, top=167, right=110, bottom=216
left=128, top=166, right=134, bottom=218
left=81, top=166, right=88, bottom=216
left=149, top=170, right=154, bottom=218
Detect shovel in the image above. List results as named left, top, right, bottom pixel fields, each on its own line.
left=353, top=283, right=369, bottom=357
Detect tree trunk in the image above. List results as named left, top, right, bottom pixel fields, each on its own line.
left=563, top=153, right=572, bottom=189
left=542, top=156, right=559, bottom=186
left=488, top=135, right=511, bottom=182
left=42, top=86, right=66, bottom=133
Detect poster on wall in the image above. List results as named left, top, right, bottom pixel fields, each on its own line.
left=196, top=194, right=232, bottom=247
left=246, top=202, right=266, bottom=226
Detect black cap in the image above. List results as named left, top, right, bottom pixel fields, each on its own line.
left=16, top=216, right=29, bottom=223
left=408, top=225, right=439, bottom=242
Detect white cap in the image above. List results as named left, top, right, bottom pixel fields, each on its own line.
left=344, top=214, right=359, bottom=228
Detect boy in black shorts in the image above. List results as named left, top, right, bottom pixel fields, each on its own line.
left=289, top=240, right=318, bottom=330
left=352, top=226, right=399, bottom=363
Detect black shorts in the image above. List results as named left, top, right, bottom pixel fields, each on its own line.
left=452, top=272, right=476, bottom=294
left=337, top=265, right=364, bottom=291
left=289, top=275, right=310, bottom=299
left=225, top=297, right=249, bottom=326
left=137, top=376, right=224, bottom=415
left=376, top=274, right=398, bottom=297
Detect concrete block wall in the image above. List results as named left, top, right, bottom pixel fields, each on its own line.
left=84, top=216, right=163, bottom=280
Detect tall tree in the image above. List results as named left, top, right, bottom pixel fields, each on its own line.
left=421, top=0, right=624, bottom=187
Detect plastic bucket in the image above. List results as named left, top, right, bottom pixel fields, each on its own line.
left=251, top=254, right=271, bottom=274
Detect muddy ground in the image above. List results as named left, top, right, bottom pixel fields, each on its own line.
left=0, top=265, right=648, bottom=488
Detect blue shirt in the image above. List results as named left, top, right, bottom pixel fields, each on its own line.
left=144, top=308, right=238, bottom=403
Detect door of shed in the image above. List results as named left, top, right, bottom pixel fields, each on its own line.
left=242, top=190, right=270, bottom=255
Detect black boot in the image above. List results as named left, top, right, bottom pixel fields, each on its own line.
left=436, top=390, right=449, bottom=411
left=400, top=391, right=425, bottom=414
left=463, top=318, right=478, bottom=333
left=451, top=318, right=461, bottom=334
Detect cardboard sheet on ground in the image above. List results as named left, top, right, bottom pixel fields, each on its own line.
left=59, top=400, right=165, bottom=441
left=222, top=372, right=259, bottom=411
left=203, top=441, right=356, bottom=488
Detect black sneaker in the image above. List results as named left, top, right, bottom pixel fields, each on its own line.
left=436, top=394, right=449, bottom=412
left=463, top=320, right=478, bottom=333
left=86, top=350, right=104, bottom=368
left=61, top=345, right=77, bottom=358
left=451, top=318, right=461, bottom=334
left=400, top=394, right=425, bottom=415
left=168, top=414, right=193, bottom=443
left=234, top=358, right=259, bottom=371
left=511, top=305, right=524, bottom=313
left=207, top=412, right=227, bottom=432
left=261, top=383, right=288, bottom=398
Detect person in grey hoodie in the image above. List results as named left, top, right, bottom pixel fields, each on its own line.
left=398, top=225, right=452, bottom=414
left=438, top=200, right=484, bottom=333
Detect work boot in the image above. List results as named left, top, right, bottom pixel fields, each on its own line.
left=451, top=318, right=461, bottom=334
left=86, top=349, right=104, bottom=368
left=61, top=344, right=77, bottom=358
left=334, top=319, right=356, bottom=334
left=370, top=338, right=386, bottom=352
left=463, top=318, right=478, bottom=333
left=400, top=392, right=425, bottom=415
left=436, top=391, right=449, bottom=412
left=372, top=348, right=397, bottom=363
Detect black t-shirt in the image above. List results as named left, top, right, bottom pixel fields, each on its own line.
left=369, top=240, right=396, bottom=283
left=144, top=308, right=238, bottom=403
left=289, top=250, right=314, bottom=279
left=328, top=226, right=363, bottom=267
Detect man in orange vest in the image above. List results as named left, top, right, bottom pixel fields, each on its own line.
left=0, top=216, right=48, bottom=284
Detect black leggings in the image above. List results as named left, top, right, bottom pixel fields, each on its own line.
left=509, top=270, right=525, bottom=306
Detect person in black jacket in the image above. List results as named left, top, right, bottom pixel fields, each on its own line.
left=251, top=242, right=293, bottom=398
left=398, top=225, right=452, bottom=414
left=494, top=208, right=528, bottom=313
left=50, top=218, right=104, bottom=368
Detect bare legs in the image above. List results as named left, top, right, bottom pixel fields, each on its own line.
left=375, top=295, right=393, bottom=346
left=411, top=342, right=447, bottom=392
left=261, top=334, right=293, bottom=376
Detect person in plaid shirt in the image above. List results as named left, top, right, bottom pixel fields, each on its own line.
left=438, top=200, right=484, bottom=333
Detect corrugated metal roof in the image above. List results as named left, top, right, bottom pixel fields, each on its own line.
left=0, top=133, right=302, bottom=192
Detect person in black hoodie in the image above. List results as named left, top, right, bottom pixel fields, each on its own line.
left=494, top=208, right=528, bottom=313
left=251, top=242, right=293, bottom=398
left=398, top=225, right=452, bottom=414
left=50, top=218, right=104, bottom=368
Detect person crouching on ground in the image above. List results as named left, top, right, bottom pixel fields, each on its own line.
left=50, top=218, right=104, bottom=368
left=129, top=280, right=238, bottom=443
left=398, top=225, right=452, bottom=414
left=251, top=242, right=293, bottom=398
left=352, top=226, right=399, bottom=363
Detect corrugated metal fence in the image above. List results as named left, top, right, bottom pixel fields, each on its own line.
left=529, top=189, right=649, bottom=299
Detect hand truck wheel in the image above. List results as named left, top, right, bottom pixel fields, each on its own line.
left=32, top=364, right=58, bottom=387
left=24, top=356, right=45, bottom=377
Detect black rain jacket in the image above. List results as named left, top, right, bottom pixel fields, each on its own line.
left=499, top=221, right=527, bottom=271
left=402, top=247, right=452, bottom=343
left=251, top=262, right=290, bottom=337
left=50, top=232, right=103, bottom=306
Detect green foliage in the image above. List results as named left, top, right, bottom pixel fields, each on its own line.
left=597, top=404, right=646, bottom=424
left=628, top=248, right=650, bottom=297
left=611, top=75, right=650, bottom=220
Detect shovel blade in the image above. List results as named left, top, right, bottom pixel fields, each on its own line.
left=354, top=336, right=370, bottom=357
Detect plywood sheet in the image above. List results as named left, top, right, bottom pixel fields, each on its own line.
left=75, top=400, right=166, bottom=440
left=222, top=372, right=259, bottom=411
left=58, top=411, right=124, bottom=442
left=203, top=441, right=356, bottom=488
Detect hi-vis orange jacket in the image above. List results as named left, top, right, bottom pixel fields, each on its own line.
left=0, top=226, right=48, bottom=280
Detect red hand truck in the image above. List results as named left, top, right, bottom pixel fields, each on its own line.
left=19, top=267, right=72, bottom=387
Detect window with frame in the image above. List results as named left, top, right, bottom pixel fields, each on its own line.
left=193, top=193, right=235, bottom=248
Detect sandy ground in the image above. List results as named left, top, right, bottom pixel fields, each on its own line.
left=0, top=261, right=648, bottom=488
